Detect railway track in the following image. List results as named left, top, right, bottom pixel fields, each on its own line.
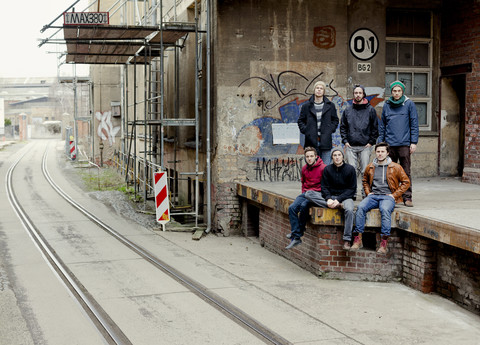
left=5, top=142, right=291, bottom=345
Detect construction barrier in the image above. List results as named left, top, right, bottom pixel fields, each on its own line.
left=154, top=171, right=170, bottom=228
left=69, top=135, right=76, bottom=160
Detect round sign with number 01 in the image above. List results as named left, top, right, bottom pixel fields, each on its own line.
left=349, top=28, right=379, bottom=61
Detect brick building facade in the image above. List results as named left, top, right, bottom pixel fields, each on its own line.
left=64, top=0, right=480, bottom=234
left=441, top=0, right=480, bottom=184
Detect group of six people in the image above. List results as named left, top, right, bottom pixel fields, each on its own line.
left=287, top=80, right=418, bottom=254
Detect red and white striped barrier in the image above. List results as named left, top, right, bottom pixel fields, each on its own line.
left=154, top=171, right=170, bottom=229
left=69, top=135, right=76, bottom=160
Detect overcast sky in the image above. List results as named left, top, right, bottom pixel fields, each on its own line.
left=0, top=0, right=89, bottom=78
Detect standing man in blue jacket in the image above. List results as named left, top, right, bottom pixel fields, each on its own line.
left=298, top=81, right=339, bottom=165
left=340, top=84, right=379, bottom=199
left=379, top=80, right=419, bottom=207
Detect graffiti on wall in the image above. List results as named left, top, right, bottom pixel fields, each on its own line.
left=238, top=70, right=328, bottom=111
left=95, top=111, right=120, bottom=146
left=255, top=156, right=303, bottom=182
left=236, top=70, right=345, bottom=157
left=313, top=25, right=336, bottom=49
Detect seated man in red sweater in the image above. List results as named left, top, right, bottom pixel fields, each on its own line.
left=286, top=147, right=326, bottom=249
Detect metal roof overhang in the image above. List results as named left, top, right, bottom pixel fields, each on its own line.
left=63, top=24, right=195, bottom=65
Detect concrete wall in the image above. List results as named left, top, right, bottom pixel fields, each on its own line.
left=214, top=0, right=348, bottom=179
left=211, top=0, right=442, bottom=232
left=91, top=65, right=122, bottom=160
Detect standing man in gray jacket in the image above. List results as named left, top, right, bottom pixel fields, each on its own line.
left=340, top=85, right=378, bottom=198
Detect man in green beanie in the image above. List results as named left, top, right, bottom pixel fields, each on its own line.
left=378, top=80, right=418, bottom=207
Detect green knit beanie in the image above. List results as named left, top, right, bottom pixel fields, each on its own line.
left=390, top=80, right=405, bottom=92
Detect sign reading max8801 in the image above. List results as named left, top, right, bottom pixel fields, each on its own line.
left=64, top=12, right=109, bottom=25
left=349, top=28, right=379, bottom=61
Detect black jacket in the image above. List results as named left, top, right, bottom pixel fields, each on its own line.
left=321, top=162, right=357, bottom=202
left=298, top=95, right=339, bottom=150
left=340, top=101, right=378, bottom=146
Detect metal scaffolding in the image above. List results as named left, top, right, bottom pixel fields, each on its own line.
left=40, top=0, right=211, bottom=232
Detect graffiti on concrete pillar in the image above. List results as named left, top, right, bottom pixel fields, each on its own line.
left=95, top=111, right=120, bottom=146
left=254, top=156, right=303, bottom=182
left=238, top=70, right=335, bottom=110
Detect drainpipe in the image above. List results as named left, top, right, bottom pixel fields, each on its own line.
left=205, top=0, right=212, bottom=233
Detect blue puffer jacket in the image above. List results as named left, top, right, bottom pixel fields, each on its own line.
left=378, top=97, right=419, bottom=146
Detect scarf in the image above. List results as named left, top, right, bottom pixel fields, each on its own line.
left=388, top=95, right=406, bottom=108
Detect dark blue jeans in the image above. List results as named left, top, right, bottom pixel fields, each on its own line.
left=354, top=194, right=396, bottom=236
left=288, top=193, right=312, bottom=240
left=318, top=148, right=332, bottom=165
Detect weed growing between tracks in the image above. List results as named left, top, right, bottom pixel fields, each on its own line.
left=80, top=165, right=125, bottom=191
left=70, top=163, right=159, bottom=229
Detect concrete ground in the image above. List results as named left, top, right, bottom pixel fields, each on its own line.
left=2, top=140, right=480, bottom=344
left=137, top=175, right=480, bottom=343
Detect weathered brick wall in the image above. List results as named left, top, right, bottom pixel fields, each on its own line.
left=241, top=203, right=259, bottom=237
left=259, top=207, right=403, bottom=282
left=403, top=234, right=437, bottom=293
left=213, top=182, right=242, bottom=235
left=436, top=243, right=480, bottom=315
left=442, top=1, right=480, bottom=183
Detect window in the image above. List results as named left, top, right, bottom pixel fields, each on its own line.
left=385, top=10, right=432, bottom=129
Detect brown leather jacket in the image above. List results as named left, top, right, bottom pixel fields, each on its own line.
left=363, top=161, right=411, bottom=203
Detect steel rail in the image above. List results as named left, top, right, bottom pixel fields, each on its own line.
left=5, top=147, right=132, bottom=345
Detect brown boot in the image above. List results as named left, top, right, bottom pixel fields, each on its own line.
left=350, top=233, right=363, bottom=250
left=377, top=236, right=389, bottom=254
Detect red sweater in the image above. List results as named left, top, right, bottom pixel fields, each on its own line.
left=301, top=157, right=326, bottom=193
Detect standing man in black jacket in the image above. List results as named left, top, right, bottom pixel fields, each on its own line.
left=306, top=149, right=356, bottom=250
left=340, top=85, right=378, bottom=198
left=298, top=81, right=339, bottom=165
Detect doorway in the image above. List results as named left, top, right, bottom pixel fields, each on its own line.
left=440, top=75, right=465, bottom=176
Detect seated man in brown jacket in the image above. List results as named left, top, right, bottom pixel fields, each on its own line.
left=350, top=142, right=410, bottom=254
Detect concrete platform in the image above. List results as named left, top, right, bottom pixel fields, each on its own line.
left=238, top=176, right=480, bottom=255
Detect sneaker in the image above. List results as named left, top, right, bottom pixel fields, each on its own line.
left=286, top=233, right=292, bottom=239
left=343, top=241, right=351, bottom=250
left=285, top=238, right=302, bottom=250
left=404, top=200, right=414, bottom=207
left=377, top=239, right=388, bottom=254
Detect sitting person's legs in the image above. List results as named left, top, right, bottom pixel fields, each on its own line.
left=305, top=190, right=328, bottom=207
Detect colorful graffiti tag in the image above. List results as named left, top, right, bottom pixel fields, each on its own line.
left=236, top=70, right=346, bottom=157
left=236, top=70, right=384, bottom=181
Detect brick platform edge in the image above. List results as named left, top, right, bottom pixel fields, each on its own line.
left=237, top=183, right=480, bottom=315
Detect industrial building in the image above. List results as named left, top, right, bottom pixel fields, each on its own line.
left=39, top=0, right=480, bottom=235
